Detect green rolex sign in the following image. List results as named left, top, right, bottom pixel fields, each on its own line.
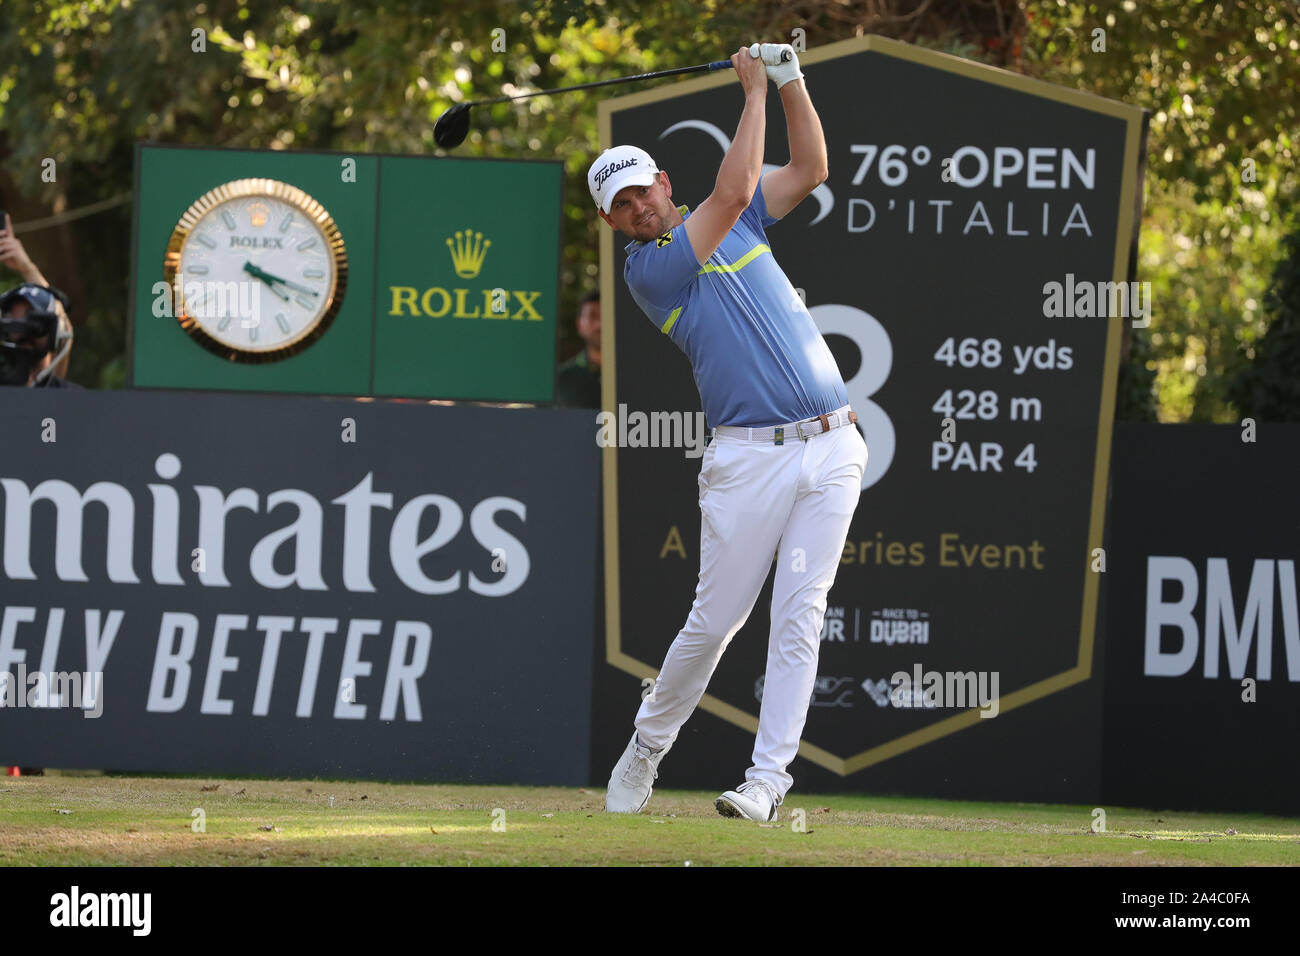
left=373, top=156, right=559, bottom=401
left=130, top=145, right=561, bottom=402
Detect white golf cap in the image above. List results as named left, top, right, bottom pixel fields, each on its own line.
left=588, top=145, right=660, bottom=214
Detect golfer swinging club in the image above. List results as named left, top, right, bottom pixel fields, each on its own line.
left=591, top=43, right=868, bottom=821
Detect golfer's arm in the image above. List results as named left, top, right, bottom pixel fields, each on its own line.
left=684, top=91, right=767, bottom=265
left=760, top=80, right=828, bottom=220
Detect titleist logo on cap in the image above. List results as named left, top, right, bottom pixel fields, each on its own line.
left=595, top=157, right=638, bottom=188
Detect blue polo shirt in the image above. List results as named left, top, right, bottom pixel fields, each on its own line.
left=623, top=184, right=848, bottom=427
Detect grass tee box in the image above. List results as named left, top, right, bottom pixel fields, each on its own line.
left=129, top=144, right=561, bottom=402
left=3, top=775, right=1298, bottom=867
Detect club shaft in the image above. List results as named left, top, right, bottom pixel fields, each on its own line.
left=468, top=60, right=733, bottom=107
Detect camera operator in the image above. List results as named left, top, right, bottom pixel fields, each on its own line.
left=0, top=282, right=77, bottom=388
left=1, top=212, right=77, bottom=389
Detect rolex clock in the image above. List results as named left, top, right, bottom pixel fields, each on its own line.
left=162, top=178, right=348, bottom=363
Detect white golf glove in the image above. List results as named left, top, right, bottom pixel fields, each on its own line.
left=748, top=42, right=803, bottom=88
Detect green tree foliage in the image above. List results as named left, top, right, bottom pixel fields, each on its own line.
left=1022, top=0, right=1299, bottom=420
left=0, top=0, right=1295, bottom=423
left=0, top=0, right=633, bottom=384
left=1228, top=220, right=1300, bottom=421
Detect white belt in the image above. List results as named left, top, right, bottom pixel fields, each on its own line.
left=712, top=405, right=858, bottom=445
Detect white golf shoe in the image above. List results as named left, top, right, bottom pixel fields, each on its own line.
left=715, top=779, right=781, bottom=822
left=605, top=732, right=670, bottom=813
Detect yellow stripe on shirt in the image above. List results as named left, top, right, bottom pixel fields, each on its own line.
left=662, top=307, right=682, bottom=335
left=697, top=243, right=771, bottom=275
left=661, top=243, right=770, bottom=335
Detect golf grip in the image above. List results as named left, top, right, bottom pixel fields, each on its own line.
left=708, top=49, right=794, bottom=70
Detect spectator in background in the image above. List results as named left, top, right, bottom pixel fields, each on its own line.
left=0, top=215, right=76, bottom=389
left=556, top=289, right=601, bottom=408
left=0, top=284, right=76, bottom=388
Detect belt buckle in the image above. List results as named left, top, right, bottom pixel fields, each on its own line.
left=796, top=416, right=823, bottom=441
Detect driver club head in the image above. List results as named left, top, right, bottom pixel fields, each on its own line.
left=433, top=103, right=472, bottom=149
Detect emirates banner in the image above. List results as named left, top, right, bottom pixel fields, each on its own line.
left=596, top=36, right=1145, bottom=800
left=0, top=389, right=597, bottom=783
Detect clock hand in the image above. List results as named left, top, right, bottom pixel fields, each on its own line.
left=242, top=261, right=290, bottom=301
left=251, top=265, right=320, bottom=297
left=242, top=261, right=271, bottom=281
left=271, top=277, right=320, bottom=297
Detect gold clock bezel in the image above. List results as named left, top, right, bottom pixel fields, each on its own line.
left=162, top=178, right=349, bottom=364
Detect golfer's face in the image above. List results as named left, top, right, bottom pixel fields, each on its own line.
left=607, top=175, right=673, bottom=242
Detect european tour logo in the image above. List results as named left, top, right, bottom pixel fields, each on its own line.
left=388, top=227, right=543, bottom=321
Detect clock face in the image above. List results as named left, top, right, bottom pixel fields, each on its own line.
left=163, top=179, right=348, bottom=363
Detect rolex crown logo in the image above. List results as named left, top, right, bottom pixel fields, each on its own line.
left=446, top=229, right=491, bottom=279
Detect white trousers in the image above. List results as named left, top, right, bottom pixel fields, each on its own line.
left=634, top=414, right=868, bottom=798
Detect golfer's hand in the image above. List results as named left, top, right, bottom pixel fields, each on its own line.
left=732, top=46, right=768, bottom=98
left=748, top=42, right=803, bottom=89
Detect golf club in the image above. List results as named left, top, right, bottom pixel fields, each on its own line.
left=433, top=50, right=790, bottom=149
